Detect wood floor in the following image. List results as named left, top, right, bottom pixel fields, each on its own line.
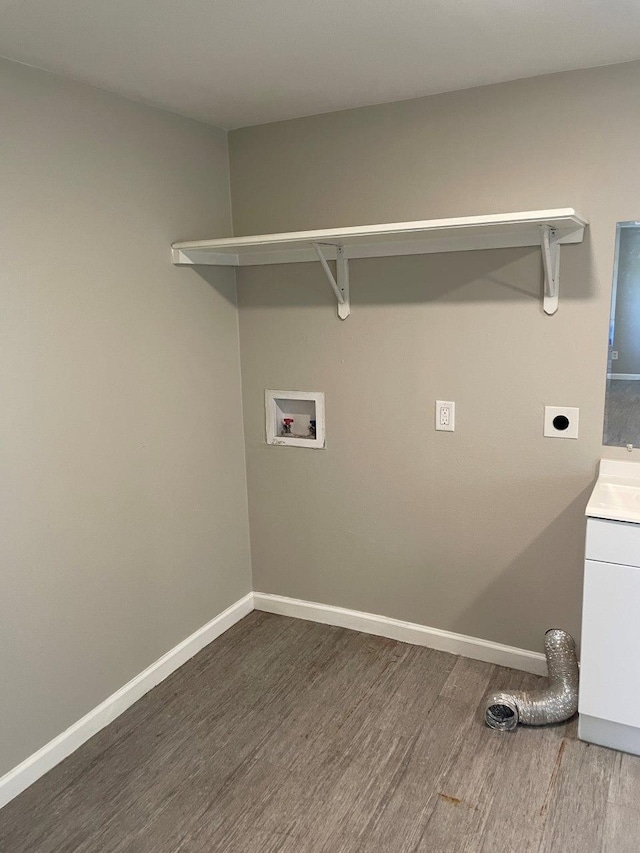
left=1, top=611, right=639, bottom=852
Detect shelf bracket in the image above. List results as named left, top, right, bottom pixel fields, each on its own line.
left=311, top=242, right=350, bottom=320
left=540, top=225, right=560, bottom=315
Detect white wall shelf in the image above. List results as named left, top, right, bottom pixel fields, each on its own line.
left=172, top=208, right=587, bottom=318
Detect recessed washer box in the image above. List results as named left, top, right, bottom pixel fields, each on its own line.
left=265, top=390, right=325, bottom=449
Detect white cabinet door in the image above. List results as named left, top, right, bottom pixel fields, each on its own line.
left=580, top=558, right=640, bottom=729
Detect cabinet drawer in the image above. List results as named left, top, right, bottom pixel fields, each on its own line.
left=586, top=517, right=640, bottom=566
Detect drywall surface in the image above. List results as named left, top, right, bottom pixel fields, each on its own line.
left=0, top=58, right=251, bottom=776
left=230, top=61, right=640, bottom=653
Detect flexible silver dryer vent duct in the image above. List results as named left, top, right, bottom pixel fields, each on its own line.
left=484, top=629, right=579, bottom=731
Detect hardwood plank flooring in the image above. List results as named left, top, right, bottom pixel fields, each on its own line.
left=1, top=611, right=639, bottom=852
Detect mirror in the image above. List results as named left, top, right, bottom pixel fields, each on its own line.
left=603, top=222, right=640, bottom=447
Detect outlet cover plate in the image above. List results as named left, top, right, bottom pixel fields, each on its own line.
left=544, top=406, right=579, bottom=439
left=435, top=400, right=455, bottom=432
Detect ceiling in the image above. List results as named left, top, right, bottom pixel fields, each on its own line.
left=0, top=0, right=639, bottom=129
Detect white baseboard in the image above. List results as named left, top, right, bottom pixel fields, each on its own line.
left=607, top=373, right=640, bottom=380
left=1, top=588, right=549, bottom=812
left=253, top=593, right=548, bottom=677
left=0, top=592, right=253, bottom=811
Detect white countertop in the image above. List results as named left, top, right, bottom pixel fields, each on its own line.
left=586, top=459, right=640, bottom=524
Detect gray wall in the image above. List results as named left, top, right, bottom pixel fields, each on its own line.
left=612, top=226, right=640, bottom=375
left=230, top=61, right=640, bottom=653
left=0, top=59, right=251, bottom=776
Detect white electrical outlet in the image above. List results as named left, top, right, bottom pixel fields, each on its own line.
left=436, top=400, right=455, bottom=432
left=544, top=406, right=579, bottom=439
left=611, top=351, right=618, bottom=360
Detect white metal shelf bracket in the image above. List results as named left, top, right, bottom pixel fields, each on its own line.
left=311, top=242, right=350, bottom=319
left=540, top=225, right=560, bottom=315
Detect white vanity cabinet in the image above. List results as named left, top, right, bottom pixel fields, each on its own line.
left=580, top=461, right=640, bottom=755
